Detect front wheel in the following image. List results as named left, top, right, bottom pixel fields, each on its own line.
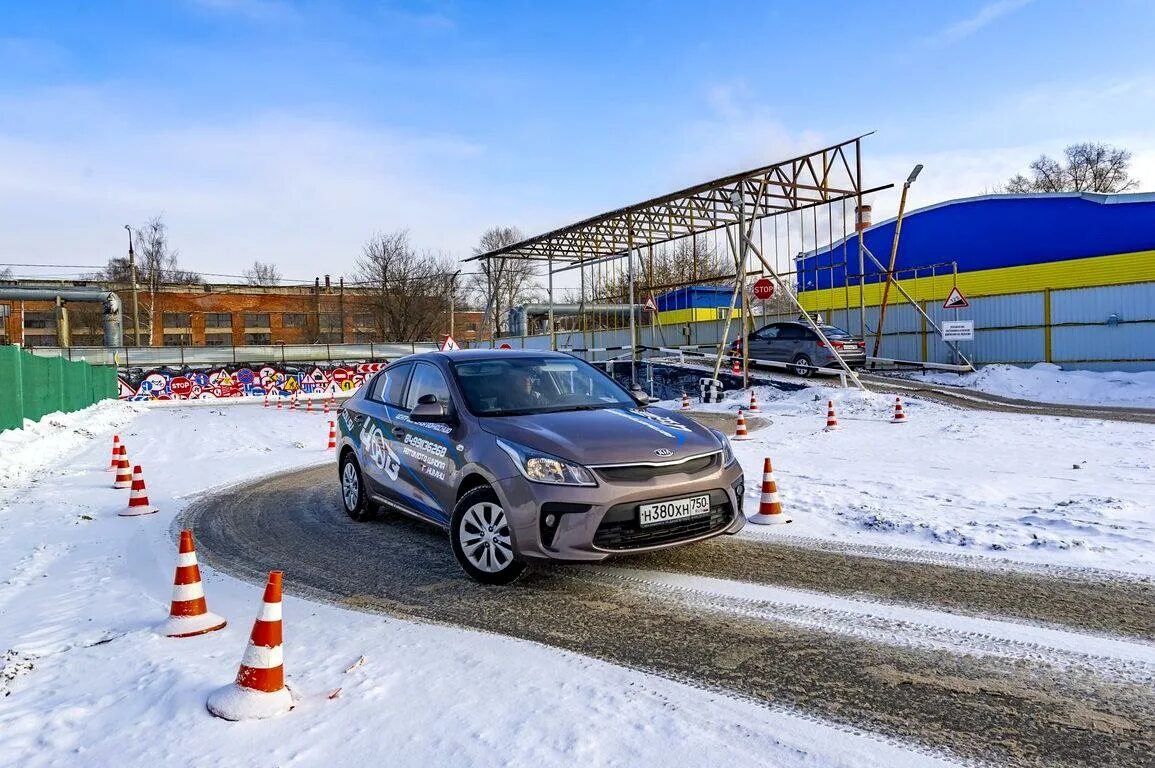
left=792, top=354, right=814, bottom=378
left=451, top=486, right=527, bottom=585
left=340, top=452, right=376, bottom=522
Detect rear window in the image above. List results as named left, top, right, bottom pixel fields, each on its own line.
left=819, top=325, right=853, bottom=339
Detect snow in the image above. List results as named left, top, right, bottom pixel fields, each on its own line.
left=0, top=401, right=961, bottom=768
left=893, top=362, right=1155, bottom=409
left=664, top=382, right=1155, bottom=576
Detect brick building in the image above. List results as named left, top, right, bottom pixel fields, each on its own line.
left=0, top=278, right=486, bottom=347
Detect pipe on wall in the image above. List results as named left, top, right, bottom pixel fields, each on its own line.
left=0, top=288, right=123, bottom=347
left=508, top=303, right=644, bottom=336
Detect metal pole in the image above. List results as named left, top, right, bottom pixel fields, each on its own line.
left=626, top=220, right=636, bottom=385
left=449, top=270, right=460, bottom=341
left=548, top=256, right=556, bottom=351
left=873, top=164, right=922, bottom=359
left=737, top=192, right=750, bottom=389
left=855, top=140, right=866, bottom=340
left=125, top=225, right=140, bottom=346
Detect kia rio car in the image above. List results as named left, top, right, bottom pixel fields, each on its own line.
left=336, top=350, right=745, bottom=584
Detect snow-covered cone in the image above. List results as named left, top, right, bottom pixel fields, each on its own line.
left=207, top=571, right=292, bottom=721
left=160, top=530, right=227, bottom=638
left=748, top=457, right=791, bottom=525
left=119, top=465, right=159, bottom=516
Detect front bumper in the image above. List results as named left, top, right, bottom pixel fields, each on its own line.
left=493, top=458, right=746, bottom=563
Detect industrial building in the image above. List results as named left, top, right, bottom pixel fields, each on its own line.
left=795, top=192, right=1155, bottom=370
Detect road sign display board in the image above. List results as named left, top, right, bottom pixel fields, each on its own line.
left=943, top=286, right=970, bottom=309
left=752, top=278, right=775, bottom=301
left=941, top=320, right=974, bottom=341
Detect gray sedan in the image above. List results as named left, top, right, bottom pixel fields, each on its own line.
left=730, top=321, right=866, bottom=376
left=336, top=350, right=745, bottom=584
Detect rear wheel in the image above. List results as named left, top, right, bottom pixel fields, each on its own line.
left=792, top=354, right=814, bottom=378
left=451, top=486, right=526, bottom=585
left=340, top=452, right=376, bottom=522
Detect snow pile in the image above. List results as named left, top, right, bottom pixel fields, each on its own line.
left=0, top=403, right=958, bottom=768
left=896, top=363, right=1155, bottom=409
left=662, top=381, right=1155, bottom=575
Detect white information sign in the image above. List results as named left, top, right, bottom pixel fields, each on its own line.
left=941, top=320, right=974, bottom=341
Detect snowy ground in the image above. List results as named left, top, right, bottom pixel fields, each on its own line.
left=0, top=401, right=965, bottom=768
left=890, top=362, right=1155, bottom=409
left=661, top=382, right=1155, bottom=577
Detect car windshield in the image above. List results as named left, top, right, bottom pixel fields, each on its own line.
left=819, top=325, right=854, bottom=339
left=451, top=357, right=636, bottom=416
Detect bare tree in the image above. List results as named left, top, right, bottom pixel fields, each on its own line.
left=353, top=230, right=455, bottom=342
left=91, top=215, right=200, bottom=344
left=465, top=226, right=540, bottom=337
left=243, top=261, right=282, bottom=286
left=1004, top=142, right=1139, bottom=193
left=595, top=236, right=731, bottom=304
left=0, top=267, right=12, bottom=281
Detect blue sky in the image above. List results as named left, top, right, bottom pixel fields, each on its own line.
left=2, top=0, right=1153, bottom=281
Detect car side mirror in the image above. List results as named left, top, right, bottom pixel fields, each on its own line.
left=411, top=393, right=454, bottom=423
left=628, top=383, right=652, bottom=406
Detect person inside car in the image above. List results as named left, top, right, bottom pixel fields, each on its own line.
left=505, top=368, right=544, bottom=411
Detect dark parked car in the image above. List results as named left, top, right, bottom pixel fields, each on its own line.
left=730, top=321, right=866, bottom=376
left=336, top=350, right=745, bottom=584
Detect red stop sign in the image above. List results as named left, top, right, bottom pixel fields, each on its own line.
left=169, top=377, right=192, bottom=397
left=752, top=278, right=774, bottom=301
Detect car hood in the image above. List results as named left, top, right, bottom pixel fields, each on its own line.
left=478, top=406, right=723, bottom=466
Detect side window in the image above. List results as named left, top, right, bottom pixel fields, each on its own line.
left=371, top=363, right=412, bottom=406
left=404, top=363, right=451, bottom=410
left=759, top=325, right=781, bottom=339
left=779, top=325, right=805, bottom=340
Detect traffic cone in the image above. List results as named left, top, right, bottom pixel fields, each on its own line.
left=290, top=395, right=297, bottom=412
left=206, top=571, right=293, bottom=721
left=326, top=421, right=337, bottom=450
left=681, top=392, right=690, bottom=410
left=120, top=465, right=159, bottom=516
left=748, top=457, right=791, bottom=525
left=159, top=530, right=227, bottom=638
left=305, top=398, right=312, bottom=413
left=107, top=434, right=121, bottom=471
left=263, top=395, right=269, bottom=409
left=323, top=397, right=330, bottom=415
left=891, top=397, right=907, bottom=424
left=824, top=400, right=839, bottom=431
left=732, top=357, right=741, bottom=375
left=112, top=445, right=133, bottom=489
left=276, top=396, right=283, bottom=411
left=733, top=408, right=750, bottom=441
left=749, top=390, right=760, bottom=412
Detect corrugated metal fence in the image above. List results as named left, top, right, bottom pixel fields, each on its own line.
left=478, top=280, right=1155, bottom=372
left=0, top=345, right=119, bottom=431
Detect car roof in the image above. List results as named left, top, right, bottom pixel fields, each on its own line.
left=390, top=348, right=579, bottom=365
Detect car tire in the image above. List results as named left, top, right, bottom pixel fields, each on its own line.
left=339, top=452, right=376, bottom=522
left=792, top=354, right=814, bottom=378
left=450, top=486, right=527, bottom=586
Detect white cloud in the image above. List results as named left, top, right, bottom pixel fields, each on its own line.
left=923, top=0, right=1033, bottom=47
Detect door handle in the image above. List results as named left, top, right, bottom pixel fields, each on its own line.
left=391, top=426, right=405, bottom=437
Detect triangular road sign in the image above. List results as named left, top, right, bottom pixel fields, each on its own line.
left=643, top=295, right=658, bottom=312
left=943, top=286, right=970, bottom=309
left=440, top=334, right=461, bottom=351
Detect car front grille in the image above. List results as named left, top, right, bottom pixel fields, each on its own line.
left=593, top=453, right=718, bottom=483
left=592, top=489, right=733, bottom=551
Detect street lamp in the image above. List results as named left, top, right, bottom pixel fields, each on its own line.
left=124, top=225, right=141, bottom=346
left=872, top=164, right=923, bottom=360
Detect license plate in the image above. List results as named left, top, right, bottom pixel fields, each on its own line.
left=638, top=494, right=711, bottom=527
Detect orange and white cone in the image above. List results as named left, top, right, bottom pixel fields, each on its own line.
left=207, top=571, right=293, bottom=721
left=112, top=444, right=133, bottom=489
left=160, top=530, right=227, bottom=637
left=749, top=390, right=760, bottom=413
left=732, top=357, right=741, bottom=375
left=107, top=434, right=121, bottom=471
left=305, top=398, right=312, bottom=413
left=324, top=397, right=330, bottom=415
left=681, top=392, right=690, bottom=410
left=276, top=396, right=283, bottom=411
left=263, top=394, right=269, bottom=409
left=120, top=465, right=159, bottom=516
left=748, top=457, right=791, bottom=525
left=824, top=400, right=840, bottom=431
left=326, top=421, right=337, bottom=450
left=891, top=397, right=907, bottom=424
left=290, top=395, right=297, bottom=411
left=733, top=408, right=750, bottom=441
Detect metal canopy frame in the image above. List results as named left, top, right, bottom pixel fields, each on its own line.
left=465, top=134, right=890, bottom=264
left=469, top=135, right=893, bottom=390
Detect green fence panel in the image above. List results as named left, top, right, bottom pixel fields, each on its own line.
left=0, top=346, right=25, bottom=431
left=0, top=347, right=115, bottom=432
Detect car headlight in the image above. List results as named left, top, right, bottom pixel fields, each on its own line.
left=711, top=429, right=737, bottom=467
left=496, top=438, right=598, bottom=487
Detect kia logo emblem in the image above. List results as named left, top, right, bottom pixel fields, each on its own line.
left=654, top=448, right=673, bottom=457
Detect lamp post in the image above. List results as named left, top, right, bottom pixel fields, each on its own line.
left=872, top=164, right=923, bottom=360
left=124, top=225, right=141, bottom=346
left=449, top=270, right=461, bottom=341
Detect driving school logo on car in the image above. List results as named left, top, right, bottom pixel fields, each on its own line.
left=359, top=417, right=401, bottom=482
